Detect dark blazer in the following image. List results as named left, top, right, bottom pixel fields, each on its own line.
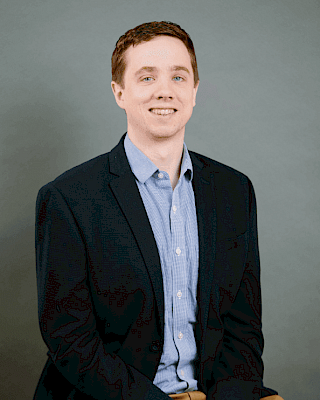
left=34, top=134, right=278, bottom=400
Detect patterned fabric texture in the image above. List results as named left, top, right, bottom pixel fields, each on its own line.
left=124, top=134, right=200, bottom=395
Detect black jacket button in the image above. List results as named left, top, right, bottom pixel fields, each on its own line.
left=150, top=341, right=160, bottom=352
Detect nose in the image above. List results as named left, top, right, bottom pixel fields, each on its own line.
left=154, top=77, right=174, bottom=100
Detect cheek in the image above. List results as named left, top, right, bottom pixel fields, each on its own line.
left=136, top=92, right=150, bottom=100
left=129, top=87, right=151, bottom=101
left=177, top=89, right=196, bottom=105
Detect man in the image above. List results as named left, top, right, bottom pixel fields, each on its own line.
left=34, top=21, right=284, bottom=400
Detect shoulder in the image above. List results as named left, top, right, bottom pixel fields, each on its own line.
left=189, top=150, right=257, bottom=219
left=189, top=151, right=257, bottom=236
left=189, top=150, right=253, bottom=190
left=37, top=151, right=112, bottom=200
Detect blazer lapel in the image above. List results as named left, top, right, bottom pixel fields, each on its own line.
left=108, top=136, right=165, bottom=335
left=190, top=152, right=220, bottom=356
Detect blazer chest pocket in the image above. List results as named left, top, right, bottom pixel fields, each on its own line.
left=214, top=231, right=248, bottom=295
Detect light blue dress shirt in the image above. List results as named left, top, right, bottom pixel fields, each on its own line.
left=124, top=134, right=199, bottom=395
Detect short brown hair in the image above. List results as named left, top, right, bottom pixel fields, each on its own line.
left=112, top=21, right=199, bottom=88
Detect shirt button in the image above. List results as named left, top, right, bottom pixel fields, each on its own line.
left=176, top=247, right=181, bottom=256
left=177, top=290, right=182, bottom=299
left=178, top=332, right=183, bottom=339
left=172, top=205, right=177, bottom=213
left=158, top=172, right=164, bottom=179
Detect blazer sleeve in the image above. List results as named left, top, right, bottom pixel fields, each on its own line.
left=207, top=180, right=279, bottom=400
left=35, top=183, right=170, bottom=400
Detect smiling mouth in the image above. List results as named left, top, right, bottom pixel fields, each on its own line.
left=149, top=108, right=177, bottom=115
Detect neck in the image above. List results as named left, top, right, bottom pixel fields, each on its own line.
left=127, top=131, right=184, bottom=190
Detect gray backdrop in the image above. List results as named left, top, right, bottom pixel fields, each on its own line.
left=1, top=0, right=319, bottom=399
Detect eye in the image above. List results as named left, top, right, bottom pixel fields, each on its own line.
left=173, top=76, right=184, bottom=81
left=142, top=77, right=154, bottom=82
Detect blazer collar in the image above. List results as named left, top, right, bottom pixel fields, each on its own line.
left=109, top=133, right=132, bottom=177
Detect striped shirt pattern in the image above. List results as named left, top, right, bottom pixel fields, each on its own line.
left=124, top=134, right=199, bottom=395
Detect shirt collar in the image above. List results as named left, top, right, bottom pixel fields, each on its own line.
left=124, top=133, right=193, bottom=184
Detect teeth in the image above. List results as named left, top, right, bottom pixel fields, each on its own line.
left=150, top=109, right=176, bottom=115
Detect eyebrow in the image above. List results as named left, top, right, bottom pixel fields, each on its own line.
left=135, top=65, right=190, bottom=76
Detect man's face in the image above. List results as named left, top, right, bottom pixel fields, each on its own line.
left=112, top=36, right=199, bottom=142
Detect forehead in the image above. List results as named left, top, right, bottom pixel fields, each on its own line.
left=124, top=36, right=192, bottom=70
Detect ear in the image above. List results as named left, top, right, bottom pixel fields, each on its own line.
left=111, top=81, right=126, bottom=110
left=193, top=81, right=200, bottom=107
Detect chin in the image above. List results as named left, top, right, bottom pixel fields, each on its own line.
left=149, top=130, right=182, bottom=140
left=148, top=125, right=184, bottom=138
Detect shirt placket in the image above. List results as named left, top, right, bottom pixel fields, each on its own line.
left=170, top=181, right=188, bottom=383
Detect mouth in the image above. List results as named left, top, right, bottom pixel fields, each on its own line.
left=149, top=108, right=177, bottom=116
